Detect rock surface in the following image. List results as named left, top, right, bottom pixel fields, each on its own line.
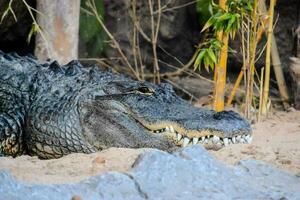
left=1, top=146, right=300, bottom=200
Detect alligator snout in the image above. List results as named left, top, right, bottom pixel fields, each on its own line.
left=149, top=124, right=252, bottom=149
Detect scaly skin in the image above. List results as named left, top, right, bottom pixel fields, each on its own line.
left=0, top=52, right=252, bottom=159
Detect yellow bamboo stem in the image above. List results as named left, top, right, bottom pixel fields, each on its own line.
left=261, top=0, right=275, bottom=115
left=245, top=0, right=258, bottom=118
left=271, top=34, right=290, bottom=109
left=256, top=17, right=269, bottom=43
left=258, top=67, right=264, bottom=121
left=214, top=33, right=229, bottom=111
left=227, top=11, right=267, bottom=107
left=259, top=0, right=290, bottom=110
left=213, top=0, right=228, bottom=112
left=227, top=70, right=243, bottom=106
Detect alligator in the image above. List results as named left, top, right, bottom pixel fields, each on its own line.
left=0, top=52, right=252, bottom=159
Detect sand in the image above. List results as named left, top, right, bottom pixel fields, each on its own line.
left=0, top=110, right=299, bottom=184
left=211, top=110, right=300, bottom=174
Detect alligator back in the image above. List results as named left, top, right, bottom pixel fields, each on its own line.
left=0, top=52, right=38, bottom=156
left=0, top=51, right=123, bottom=158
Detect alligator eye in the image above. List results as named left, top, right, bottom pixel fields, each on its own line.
left=136, top=86, right=155, bottom=95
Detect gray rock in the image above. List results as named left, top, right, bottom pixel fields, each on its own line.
left=1, top=146, right=300, bottom=200
left=0, top=171, right=147, bottom=200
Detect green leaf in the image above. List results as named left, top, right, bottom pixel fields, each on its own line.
left=196, top=0, right=216, bottom=26
left=225, top=14, right=236, bottom=33
left=204, top=54, right=211, bottom=72
left=80, top=0, right=104, bottom=42
left=201, top=18, right=214, bottom=32
left=211, top=39, right=222, bottom=49
left=80, top=0, right=106, bottom=56
left=207, top=48, right=217, bottom=64
left=211, top=0, right=219, bottom=8
left=208, top=3, right=213, bottom=15
left=194, top=50, right=206, bottom=70
left=27, top=22, right=39, bottom=43
left=217, top=13, right=232, bottom=21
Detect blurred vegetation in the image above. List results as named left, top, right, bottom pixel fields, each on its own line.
left=196, top=0, right=215, bottom=27
left=79, top=0, right=106, bottom=57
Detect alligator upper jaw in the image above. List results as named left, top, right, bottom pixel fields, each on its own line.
left=139, top=121, right=252, bottom=150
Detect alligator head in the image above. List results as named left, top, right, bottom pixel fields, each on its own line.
left=78, top=78, right=252, bottom=152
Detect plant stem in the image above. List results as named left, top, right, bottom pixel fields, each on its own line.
left=213, top=0, right=228, bottom=112
left=86, top=0, right=140, bottom=80
left=259, top=0, right=290, bottom=110
left=214, top=33, right=229, bottom=111
left=227, top=70, right=243, bottom=106
left=245, top=0, right=258, bottom=118
left=148, top=0, right=161, bottom=84
left=261, top=0, right=276, bottom=115
left=258, top=67, right=264, bottom=121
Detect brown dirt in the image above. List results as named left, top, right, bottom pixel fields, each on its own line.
left=0, top=110, right=299, bottom=184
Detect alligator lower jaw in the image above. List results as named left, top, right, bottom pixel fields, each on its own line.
left=141, top=122, right=252, bottom=149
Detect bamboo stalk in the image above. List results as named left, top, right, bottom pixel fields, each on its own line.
left=227, top=2, right=269, bottom=107
left=213, top=0, right=228, bottom=112
left=245, top=0, right=258, bottom=118
left=261, top=0, right=275, bottom=115
left=256, top=16, right=269, bottom=44
left=214, top=33, right=229, bottom=111
left=131, top=0, right=140, bottom=78
left=148, top=0, right=161, bottom=84
left=258, top=67, right=264, bottom=121
left=227, top=70, right=243, bottom=106
left=271, top=34, right=290, bottom=109
left=259, top=0, right=290, bottom=110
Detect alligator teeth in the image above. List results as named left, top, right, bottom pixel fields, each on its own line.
left=232, top=137, right=236, bottom=144
left=240, top=136, right=246, bottom=143
left=170, top=132, right=252, bottom=148
left=182, top=137, right=190, bottom=147
left=177, top=133, right=182, bottom=141
left=249, top=136, right=253, bottom=143
left=212, top=136, right=220, bottom=144
left=192, top=137, right=199, bottom=145
left=170, top=126, right=175, bottom=133
left=245, top=135, right=252, bottom=143
left=236, top=135, right=241, bottom=143
left=165, top=126, right=170, bottom=132
left=223, top=138, right=229, bottom=146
